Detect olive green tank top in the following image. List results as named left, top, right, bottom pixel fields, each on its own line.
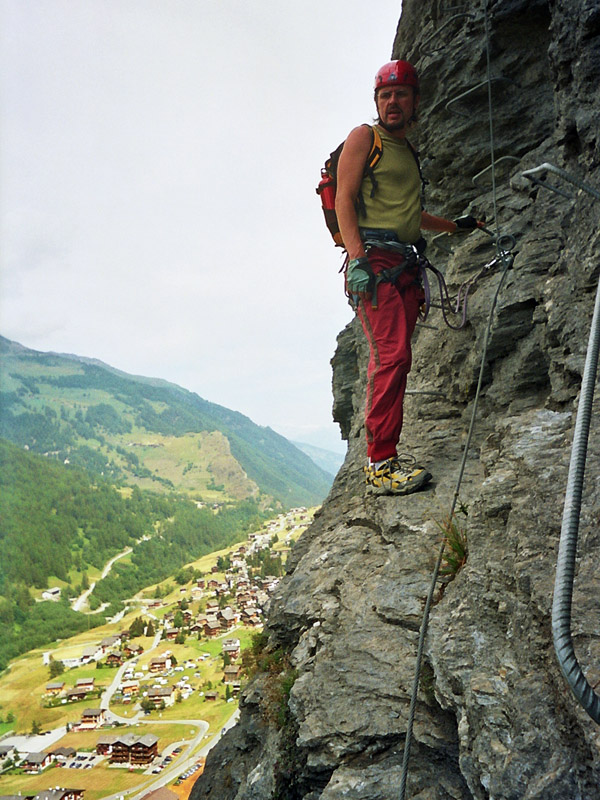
left=359, top=125, right=422, bottom=244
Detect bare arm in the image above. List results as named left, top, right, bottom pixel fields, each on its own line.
left=421, top=211, right=457, bottom=233
left=335, top=125, right=374, bottom=260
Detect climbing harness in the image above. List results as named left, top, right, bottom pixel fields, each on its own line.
left=522, top=163, right=600, bottom=725
left=398, top=2, right=519, bottom=797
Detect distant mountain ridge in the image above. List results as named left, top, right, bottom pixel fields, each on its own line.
left=292, top=441, right=345, bottom=477
left=0, top=336, right=331, bottom=506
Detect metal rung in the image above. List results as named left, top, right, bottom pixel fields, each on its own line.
left=446, top=77, right=514, bottom=117
left=419, top=12, right=477, bottom=56
left=416, top=323, right=439, bottom=330
left=522, top=163, right=600, bottom=202
left=472, top=156, right=520, bottom=187
left=432, top=232, right=453, bottom=254
left=439, top=1, right=470, bottom=14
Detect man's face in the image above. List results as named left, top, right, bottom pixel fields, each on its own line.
left=375, top=84, right=419, bottom=133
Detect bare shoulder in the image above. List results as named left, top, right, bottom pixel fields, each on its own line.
left=339, top=124, right=374, bottom=169
left=344, top=124, right=374, bottom=151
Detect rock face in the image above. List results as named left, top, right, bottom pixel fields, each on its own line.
left=190, top=1, right=600, bottom=798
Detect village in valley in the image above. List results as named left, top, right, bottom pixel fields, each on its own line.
left=0, top=508, right=314, bottom=800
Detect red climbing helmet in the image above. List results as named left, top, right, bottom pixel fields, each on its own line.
left=374, top=60, right=419, bottom=93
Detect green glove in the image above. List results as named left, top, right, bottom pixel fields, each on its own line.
left=347, top=257, right=374, bottom=293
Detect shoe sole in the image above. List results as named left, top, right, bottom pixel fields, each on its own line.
left=366, top=469, right=432, bottom=496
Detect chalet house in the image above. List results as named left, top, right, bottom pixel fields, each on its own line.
left=78, top=707, right=105, bottom=729
left=189, top=622, right=203, bottom=635
left=206, top=600, right=219, bottom=613
left=164, top=628, right=179, bottom=641
left=241, top=607, right=261, bottom=626
left=100, top=635, right=120, bottom=652
left=36, top=789, right=84, bottom=800
left=123, top=642, right=143, bottom=658
left=0, top=743, right=18, bottom=761
left=80, top=644, right=102, bottom=663
left=149, top=656, right=171, bottom=673
left=75, top=677, right=94, bottom=691
left=96, top=735, right=115, bottom=755
left=218, top=608, right=237, bottom=631
left=109, top=733, right=158, bottom=765
left=222, top=638, right=241, bottom=660
left=223, top=665, right=241, bottom=683
left=205, top=691, right=218, bottom=702
left=120, top=680, right=140, bottom=696
left=196, top=579, right=206, bottom=589
left=141, top=787, right=178, bottom=800
left=45, top=680, right=65, bottom=696
left=130, top=734, right=159, bottom=765
left=203, top=620, right=221, bottom=638
left=106, top=651, right=125, bottom=667
left=147, top=686, right=174, bottom=707
left=22, top=752, right=51, bottom=773
left=66, top=687, right=89, bottom=702
left=42, top=587, right=61, bottom=601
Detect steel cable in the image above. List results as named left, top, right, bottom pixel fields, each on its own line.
left=398, top=0, right=510, bottom=795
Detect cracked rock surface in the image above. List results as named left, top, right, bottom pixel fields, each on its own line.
left=191, top=0, right=600, bottom=797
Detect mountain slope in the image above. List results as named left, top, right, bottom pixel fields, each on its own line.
left=0, top=336, right=331, bottom=506
left=0, top=437, right=268, bottom=669
left=292, top=441, right=345, bottom=477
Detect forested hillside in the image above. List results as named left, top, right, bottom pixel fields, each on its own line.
left=0, top=336, right=331, bottom=506
left=0, top=439, right=268, bottom=669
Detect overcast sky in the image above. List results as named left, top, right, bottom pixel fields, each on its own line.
left=0, top=0, right=403, bottom=454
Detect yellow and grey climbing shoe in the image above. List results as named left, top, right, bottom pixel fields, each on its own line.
left=364, top=455, right=432, bottom=496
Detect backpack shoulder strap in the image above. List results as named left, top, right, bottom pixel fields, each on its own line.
left=362, top=125, right=383, bottom=201
left=405, top=137, right=428, bottom=206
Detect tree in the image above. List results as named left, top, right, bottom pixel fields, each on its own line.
left=49, top=658, right=65, bottom=678
left=175, top=690, right=183, bottom=704
left=173, top=610, right=184, bottom=629
left=140, top=697, right=154, bottom=714
left=31, top=719, right=41, bottom=735
left=175, top=630, right=186, bottom=645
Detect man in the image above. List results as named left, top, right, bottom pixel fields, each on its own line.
left=336, top=60, right=481, bottom=496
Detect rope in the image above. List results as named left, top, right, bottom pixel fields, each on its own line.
left=398, top=0, right=510, bottom=795
left=398, top=251, right=512, bottom=800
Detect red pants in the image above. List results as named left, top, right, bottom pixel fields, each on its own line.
left=356, top=248, right=422, bottom=462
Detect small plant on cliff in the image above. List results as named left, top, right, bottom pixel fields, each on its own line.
left=241, top=630, right=298, bottom=729
left=436, top=508, right=468, bottom=581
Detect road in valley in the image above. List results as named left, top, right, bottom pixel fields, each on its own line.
left=71, top=547, right=133, bottom=612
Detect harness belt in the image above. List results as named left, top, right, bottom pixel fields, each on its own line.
left=360, top=230, right=426, bottom=309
